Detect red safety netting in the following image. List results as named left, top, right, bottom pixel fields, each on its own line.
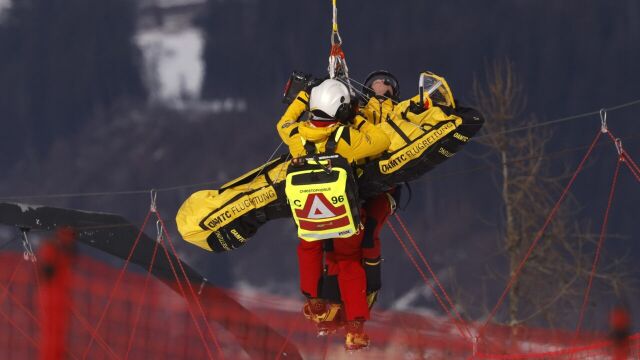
left=1, top=250, right=639, bottom=359
left=2, top=125, right=639, bottom=359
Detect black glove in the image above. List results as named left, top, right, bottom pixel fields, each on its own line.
left=408, top=100, right=426, bottom=115
left=401, top=101, right=426, bottom=121
left=338, top=98, right=359, bottom=124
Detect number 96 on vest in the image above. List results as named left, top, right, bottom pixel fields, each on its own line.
left=285, top=167, right=359, bottom=242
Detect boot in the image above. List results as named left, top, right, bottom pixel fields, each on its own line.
left=344, top=319, right=369, bottom=351
left=303, top=298, right=327, bottom=322
left=316, top=303, right=344, bottom=336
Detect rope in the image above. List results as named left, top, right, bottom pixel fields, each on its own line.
left=348, top=76, right=399, bottom=104
left=623, top=152, right=640, bottom=183
left=0, top=260, right=87, bottom=359
left=426, top=131, right=640, bottom=184
left=156, top=211, right=224, bottom=358
left=248, top=141, right=284, bottom=189
left=0, top=305, right=41, bottom=351
left=0, top=260, right=28, bottom=319
left=81, top=211, right=152, bottom=359
left=328, top=0, right=342, bottom=79
left=388, top=220, right=472, bottom=342
left=622, top=146, right=640, bottom=175
left=154, top=228, right=214, bottom=359
left=480, top=131, right=603, bottom=334
left=275, top=313, right=304, bottom=360
left=331, top=0, right=338, bottom=31
left=1, top=273, right=41, bottom=326
left=124, top=229, right=161, bottom=360
left=27, top=231, right=119, bottom=358
left=574, top=156, right=622, bottom=339
left=155, top=210, right=221, bottom=359
left=5, top=232, right=118, bottom=359
left=16, top=236, right=120, bottom=359
left=475, top=98, right=640, bottom=140
left=12, top=118, right=640, bottom=206
left=0, top=177, right=223, bottom=201
left=69, top=306, right=121, bottom=360
left=393, top=213, right=473, bottom=340
left=2, top=98, right=639, bottom=203
left=608, top=129, right=640, bottom=182
left=26, top=233, right=44, bottom=321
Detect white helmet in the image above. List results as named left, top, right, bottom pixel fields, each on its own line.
left=309, top=79, right=351, bottom=120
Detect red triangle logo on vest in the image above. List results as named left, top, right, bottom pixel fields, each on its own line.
left=295, top=193, right=346, bottom=219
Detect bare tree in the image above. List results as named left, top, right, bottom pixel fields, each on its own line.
left=472, top=59, right=634, bottom=328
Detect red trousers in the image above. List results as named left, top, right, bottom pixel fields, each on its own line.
left=362, top=192, right=394, bottom=260
left=298, top=231, right=369, bottom=321
left=297, top=191, right=394, bottom=321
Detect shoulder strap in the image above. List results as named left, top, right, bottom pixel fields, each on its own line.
left=300, top=138, right=317, bottom=155
left=325, top=126, right=345, bottom=154
left=299, top=125, right=345, bottom=155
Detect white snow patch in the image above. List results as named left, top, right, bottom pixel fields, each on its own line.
left=232, top=280, right=302, bottom=312
left=136, top=27, right=204, bottom=102
left=389, top=283, right=446, bottom=318
left=11, top=203, right=43, bottom=213
left=391, top=284, right=435, bottom=311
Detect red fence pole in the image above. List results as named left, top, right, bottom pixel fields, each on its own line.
left=610, top=305, right=631, bottom=360
left=38, top=227, right=76, bottom=360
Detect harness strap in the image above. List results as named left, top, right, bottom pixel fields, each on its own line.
left=302, top=139, right=316, bottom=155
left=386, top=117, right=412, bottom=144
left=300, top=126, right=345, bottom=155
left=325, top=126, right=345, bottom=154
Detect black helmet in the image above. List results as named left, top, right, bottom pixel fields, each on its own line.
left=362, top=70, right=400, bottom=101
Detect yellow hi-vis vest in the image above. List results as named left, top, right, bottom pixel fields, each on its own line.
left=285, top=126, right=361, bottom=241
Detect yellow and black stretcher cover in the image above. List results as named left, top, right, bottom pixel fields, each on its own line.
left=176, top=102, right=483, bottom=252
left=176, top=154, right=291, bottom=252
left=176, top=72, right=484, bottom=252
left=357, top=102, right=484, bottom=199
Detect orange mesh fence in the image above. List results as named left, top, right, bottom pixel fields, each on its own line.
left=1, top=252, right=639, bottom=359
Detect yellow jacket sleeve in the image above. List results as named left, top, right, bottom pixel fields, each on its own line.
left=341, top=115, right=391, bottom=162
left=276, top=91, right=309, bottom=146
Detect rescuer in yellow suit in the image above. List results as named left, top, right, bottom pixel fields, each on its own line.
left=313, top=70, right=466, bottom=335
left=277, top=78, right=389, bottom=350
